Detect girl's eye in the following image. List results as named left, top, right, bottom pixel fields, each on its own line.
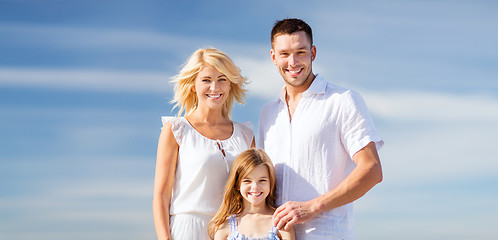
left=218, top=78, right=227, bottom=82
left=202, top=79, right=210, bottom=82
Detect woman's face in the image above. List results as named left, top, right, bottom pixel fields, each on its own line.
left=193, top=65, right=231, bottom=111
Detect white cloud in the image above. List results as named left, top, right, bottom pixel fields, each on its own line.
left=0, top=23, right=198, bottom=50
left=233, top=56, right=283, bottom=99
left=359, top=89, right=498, bottom=184
left=362, top=90, right=498, bottom=122
left=0, top=67, right=171, bottom=92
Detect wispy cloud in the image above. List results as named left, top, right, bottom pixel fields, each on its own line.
left=0, top=23, right=198, bottom=50
left=0, top=67, right=171, bottom=92
left=363, top=90, right=498, bottom=122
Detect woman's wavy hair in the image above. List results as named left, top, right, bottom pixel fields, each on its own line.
left=170, top=48, right=247, bottom=119
left=208, top=148, right=278, bottom=239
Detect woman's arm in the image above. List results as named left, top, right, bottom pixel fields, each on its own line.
left=152, top=122, right=179, bottom=240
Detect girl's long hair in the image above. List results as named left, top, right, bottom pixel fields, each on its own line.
left=208, top=148, right=277, bottom=239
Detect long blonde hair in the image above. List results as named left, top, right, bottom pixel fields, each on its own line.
left=170, top=48, right=247, bottom=119
left=208, top=148, right=278, bottom=239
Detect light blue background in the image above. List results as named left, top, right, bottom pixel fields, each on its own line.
left=1, top=1, right=497, bottom=239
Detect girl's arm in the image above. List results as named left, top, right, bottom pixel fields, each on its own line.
left=279, top=226, right=295, bottom=240
left=152, top=122, right=179, bottom=240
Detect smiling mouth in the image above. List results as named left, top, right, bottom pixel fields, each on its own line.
left=207, top=94, right=222, bottom=99
left=249, top=192, right=263, bottom=197
left=287, top=68, right=303, bottom=75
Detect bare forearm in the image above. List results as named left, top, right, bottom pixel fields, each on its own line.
left=312, top=159, right=382, bottom=213
left=153, top=196, right=171, bottom=240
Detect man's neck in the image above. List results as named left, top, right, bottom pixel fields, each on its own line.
left=285, top=74, right=316, bottom=120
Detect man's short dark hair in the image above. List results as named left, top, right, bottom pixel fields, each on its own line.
left=271, top=18, right=313, bottom=47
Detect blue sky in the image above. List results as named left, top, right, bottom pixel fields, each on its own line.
left=1, top=1, right=497, bottom=239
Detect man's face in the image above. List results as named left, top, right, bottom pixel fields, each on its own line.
left=271, top=31, right=316, bottom=89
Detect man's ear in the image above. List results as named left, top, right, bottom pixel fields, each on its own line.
left=311, top=45, right=317, bottom=62
left=270, top=49, right=277, bottom=65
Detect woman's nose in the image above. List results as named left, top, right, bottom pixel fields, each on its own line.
left=209, top=82, right=218, bottom=90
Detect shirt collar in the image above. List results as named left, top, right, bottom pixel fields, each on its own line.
left=278, top=74, right=326, bottom=102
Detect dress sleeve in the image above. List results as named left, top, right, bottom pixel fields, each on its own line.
left=161, top=116, right=184, bottom=145
left=237, top=121, right=255, bottom=147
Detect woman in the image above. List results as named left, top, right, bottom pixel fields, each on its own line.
left=153, top=48, right=254, bottom=240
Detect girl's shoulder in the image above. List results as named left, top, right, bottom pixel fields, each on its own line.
left=213, top=220, right=230, bottom=240
left=277, top=226, right=295, bottom=240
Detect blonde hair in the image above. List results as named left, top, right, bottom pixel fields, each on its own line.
left=170, top=48, right=247, bottom=119
left=208, top=148, right=277, bottom=239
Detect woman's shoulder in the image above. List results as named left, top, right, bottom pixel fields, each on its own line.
left=161, top=116, right=187, bottom=145
left=233, top=121, right=254, bottom=143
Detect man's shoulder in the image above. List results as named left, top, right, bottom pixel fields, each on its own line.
left=319, top=79, right=362, bottom=103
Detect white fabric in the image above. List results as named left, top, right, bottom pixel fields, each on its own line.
left=161, top=116, right=254, bottom=239
left=170, top=213, right=212, bottom=240
left=257, top=75, right=383, bottom=240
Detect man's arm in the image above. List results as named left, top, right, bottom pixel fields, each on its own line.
left=273, top=141, right=382, bottom=230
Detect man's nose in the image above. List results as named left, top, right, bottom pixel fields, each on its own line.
left=289, top=54, right=298, bottom=66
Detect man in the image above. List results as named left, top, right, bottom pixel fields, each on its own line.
left=257, top=18, right=384, bottom=239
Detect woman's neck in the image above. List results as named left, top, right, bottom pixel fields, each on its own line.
left=187, top=108, right=228, bottom=125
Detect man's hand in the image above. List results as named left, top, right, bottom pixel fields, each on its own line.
left=272, top=200, right=320, bottom=230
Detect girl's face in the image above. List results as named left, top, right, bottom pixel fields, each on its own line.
left=239, top=165, right=271, bottom=208
left=193, top=65, right=231, bottom=111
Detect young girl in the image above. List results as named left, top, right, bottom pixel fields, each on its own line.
left=208, top=148, right=295, bottom=240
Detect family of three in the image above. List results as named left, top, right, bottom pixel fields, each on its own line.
left=152, top=18, right=384, bottom=240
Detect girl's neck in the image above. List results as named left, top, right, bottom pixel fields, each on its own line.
left=241, top=203, right=273, bottom=216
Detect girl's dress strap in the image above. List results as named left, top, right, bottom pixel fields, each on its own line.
left=228, top=214, right=238, bottom=234
left=269, top=226, right=279, bottom=240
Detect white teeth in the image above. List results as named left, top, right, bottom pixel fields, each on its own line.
left=249, top=192, right=262, bottom=197
left=289, top=69, right=302, bottom=74
left=207, top=94, right=221, bottom=98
